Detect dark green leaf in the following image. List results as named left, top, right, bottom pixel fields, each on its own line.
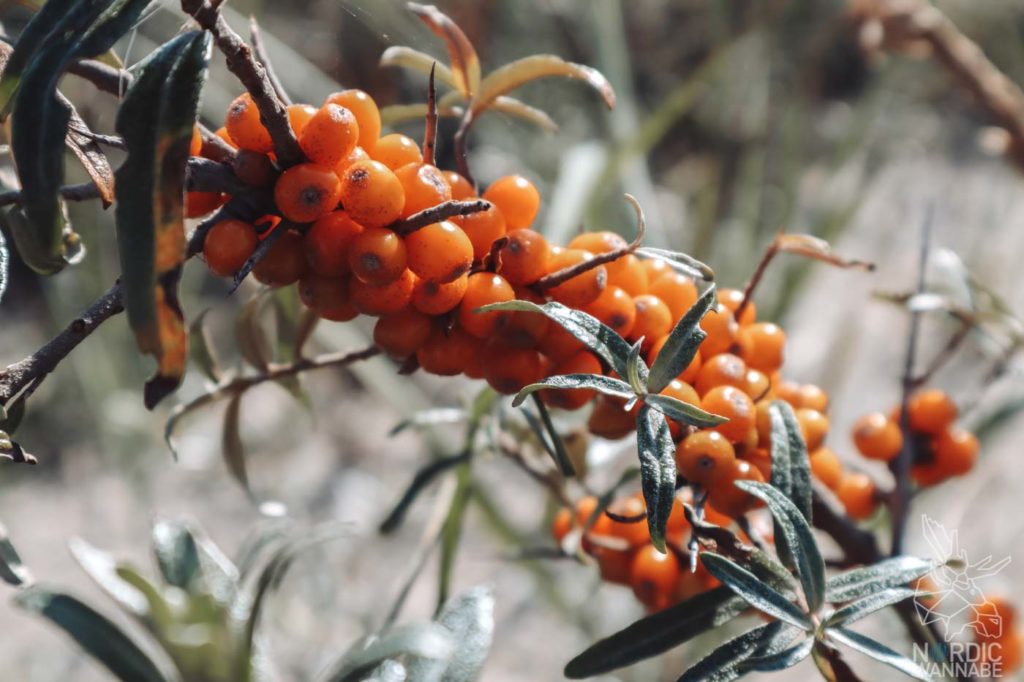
left=740, top=637, right=814, bottom=673
left=735, top=481, right=825, bottom=613
left=478, top=300, right=631, bottom=378
left=150, top=521, right=202, bottom=591
left=625, top=338, right=646, bottom=393
left=701, top=553, right=812, bottom=630
left=316, top=623, right=455, bottom=682
left=635, top=405, right=676, bottom=553
left=407, top=586, right=494, bottom=682
left=222, top=392, right=252, bottom=498
left=512, top=374, right=633, bottom=407
left=188, top=309, right=222, bottom=383
left=772, top=400, right=812, bottom=521
left=647, top=286, right=715, bottom=393
left=0, top=0, right=80, bottom=114
left=768, top=401, right=792, bottom=500
left=826, top=627, right=930, bottom=681
left=635, top=247, right=714, bottom=281
left=825, top=587, right=917, bottom=627
left=564, top=586, right=746, bottom=678
left=826, top=556, right=933, bottom=604
left=530, top=394, right=575, bottom=477
left=0, top=522, right=32, bottom=586
left=677, top=621, right=785, bottom=682
left=15, top=585, right=172, bottom=682
left=644, top=393, right=726, bottom=428
left=379, top=452, right=470, bottom=534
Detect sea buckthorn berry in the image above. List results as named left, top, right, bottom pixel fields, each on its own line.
left=299, top=103, right=359, bottom=167
left=588, top=396, right=637, bottom=440
left=232, top=150, right=276, bottom=187
left=325, top=89, right=381, bottom=151
left=413, top=274, right=468, bottom=315
left=483, top=344, right=546, bottom=395
left=708, top=459, right=765, bottom=518
left=274, top=163, right=342, bottom=223
left=372, top=133, right=422, bottom=170
left=252, top=229, right=308, bottom=287
left=458, top=273, right=515, bottom=338
left=498, top=229, right=549, bottom=285
left=745, top=447, right=773, bottom=480
left=287, top=103, right=317, bottom=136
left=642, top=257, right=672, bottom=282
left=349, top=268, right=416, bottom=315
left=676, top=430, right=736, bottom=487
left=774, top=378, right=802, bottom=406
left=214, top=126, right=236, bottom=148
left=417, top=326, right=472, bottom=376
left=443, top=171, right=475, bottom=200
left=551, top=507, right=573, bottom=546
left=852, top=412, right=903, bottom=461
left=694, top=352, right=747, bottom=396
left=348, top=227, right=406, bottom=285
left=630, top=294, right=673, bottom=351
left=186, top=191, right=225, bottom=218
left=395, top=163, right=452, bottom=218
left=203, top=219, right=258, bottom=277
left=539, top=323, right=587, bottom=363
left=568, top=231, right=627, bottom=253
left=335, top=146, right=369, bottom=175
left=908, top=389, right=958, bottom=435
left=189, top=126, right=202, bottom=157
left=606, top=254, right=649, bottom=297
left=699, top=304, right=738, bottom=357
left=575, top=495, right=599, bottom=528
left=405, top=221, right=473, bottom=283
left=590, top=543, right=634, bottom=585
left=754, top=400, right=773, bottom=446
left=630, top=545, right=680, bottom=612
left=717, top=288, right=756, bottom=325
left=547, top=248, right=607, bottom=307
left=298, top=275, right=358, bottom=322
left=454, top=204, right=506, bottom=261
left=542, top=351, right=602, bottom=410
left=483, top=175, right=540, bottom=230
left=797, top=384, right=829, bottom=412
left=225, top=92, right=272, bottom=153
left=744, top=369, right=770, bottom=401
left=796, top=408, right=829, bottom=451
left=702, top=385, right=755, bottom=443
left=660, top=379, right=701, bottom=440
left=584, top=286, right=636, bottom=338
left=931, top=427, right=979, bottom=477
left=304, top=210, right=364, bottom=276
left=499, top=288, right=550, bottom=348
left=605, top=495, right=650, bottom=548
left=741, top=322, right=785, bottom=373
left=649, top=272, right=698, bottom=320
left=810, top=447, right=843, bottom=489
left=836, top=472, right=877, bottom=520
left=339, top=160, right=405, bottom=228
left=373, top=309, right=433, bottom=359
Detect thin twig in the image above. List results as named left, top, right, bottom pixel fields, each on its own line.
left=453, top=109, right=476, bottom=188
left=391, top=199, right=491, bottom=236
left=249, top=17, right=291, bottom=106
left=736, top=241, right=779, bottom=323
left=423, top=63, right=438, bottom=165
left=67, top=59, right=132, bottom=96
left=495, top=433, right=572, bottom=507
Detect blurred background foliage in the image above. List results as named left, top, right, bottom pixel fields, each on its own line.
left=2, top=0, right=1024, bottom=679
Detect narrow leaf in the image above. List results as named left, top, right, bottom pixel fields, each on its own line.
left=644, top=393, right=726, bottom=428
left=390, top=408, right=466, bottom=436
left=635, top=247, right=714, bottom=281
left=774, top=401, right=813, bottom=522
left=826, top=627, right=930, bottom=681
left=825, top=587, right=918, bottom=627
left=530, top=394, right=575, bottom=476
left=188, top=309, right=222, bottom=383
left=826, top=556, right=934, bottom=603
left=701, top=553, right=812, bottom=630
left=406, top=586, right=494, bottom=682
left=474, top=55, right=615, bottom=115
left=512, top=373, right=634, bottom=407
left=677, top=621, right=785, bottom=682
left=636, top=405, right=676, bottom=553
left=68, top=538, right=149, bottom=618
left=0, top=227, right=8, bottom=303
left=647, top=286, right=715, bottom=393
left=379, top=46, right=458, bottom=90
left=0, top=522, right=32, bottom=586
left=774, top=234, right=873, bottom=271
left=491, top=96, right=558, bottom=132
left=740, top=637, right=814, bottom=673
left=409, top=3, right=481, bottom=98
left=379, top=452, right=470, bottom=534
left=63, top=96, right=114, bottom=206
left=316, top=623, right=455, bottom=682
left=222, top=392, right=251, bottom=496
left=235, top=291, right=273, bottom=371
left=0, top=0, right=81, bottom=114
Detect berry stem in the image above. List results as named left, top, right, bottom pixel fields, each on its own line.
left=423, top=63, right=439, bottom=166
left=249, top=17, right=292, bottom=106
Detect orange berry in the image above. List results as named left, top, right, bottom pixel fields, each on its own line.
left=717, top=288, right=755, bottom=325
left=575, top=496, right=600, bottom=528
left=417, top=326, right=473, bottom=376
left=797, top=384, right=829, bottom=412
left=694, top=352, right=747, bottom=396
left=252, top=229, right=308, bottom=287
left=699, top=304, right=738, bottom=357
left=551, top=507, right=573, bottom=545
left=189, top=126, right=202, bottom=157
left=538, top=323, right=587, bottom=364
left=186, top=191, right=225, bottom=219
left=649, top=273, right=698, bottom=320
left=298, top=274, right=358, bottom=322
left=754, top=399, right=773, bottom=446
left=908, top=389, right=958, bottom=435
left=498, top=288, right=550, bottom=348
left=583, top=286, right=636, bottom=338
left=630, top=294, right=673, bottom=351
left=483, top=175, right=540, bottom=230
left=980, top=633, right=1022, bottom=672
left=740, top=322, right=785, bottom=373
left=810, top=447, right=843, bottom=489
left=630, top=545, right=680, bottom=612
left=225, top=92, right=272, bottom=153
left=774, top=379, right=802, bottom=406
left=931, top=427, right=979, bottom=477
left=339, top=160, right=405, bottom=228
left=348, top=227, right=407, bottom=285
left=676, top=430, right=736, bottom=487
left=835, top=472, right=877, bottom=520
left=542, top=351, right=602, bottom=410
left=232, top=149, right=276, bottom=187
left=453, top=203, right=507, bottom=261
left=372, top=133, right=422, bottom=170
left=203, top=219, right=257, bottom=277
left=298, top=103, right=359, bottom=167
left=605, top=495, right=650, bottom=548
left=661, top=380, right=701, bottom=440
left=287, top=103, right=317, bottom=137
left=708, top=459, right=765, bottom=518
left=304, top=210, right=364, bottom=276
left=648, top=337, right=701, bottom=384
left=412, top=274, right=468, bottom=315
left=458, top=273, right=515, bottom=338
left=796, top=408, right=829, bottom=451
left=641, top=257, right=672, bottom=282
left=588, top=395, right=637, bottom=440
left=606, top=254, right=649, bottom=297
left=744, top=369, right=770, bottom=401
left=852, top=412, right=903, bottom=461
left=443, top=171, right=475, bottom=200
left=349, top=268, right=416, bottom=315
left=405, top=221, right=473, bottom=283
left=274, top=163, right=341, bottom=223
left=394, top=163, right=452, bottom=218
left=702, top=385, right=755, bottom=443
left=498, top=228, right=549, bottom=286
left=547, top=248, right=607, bottom=307
left=214, top=126, right=236, bottom=148
left=745, top=447, right=773, bottom=480
left=325, top=89, right=381, bottom=151
left=483, top=344, right=546, bottom=395
left=373, top=309, right=433, bottom=358
left=334, top=145, right=370, bottom=175
left=568, top=231, right=627, bottom=253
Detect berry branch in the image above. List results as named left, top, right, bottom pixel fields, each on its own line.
left=248, top=17, right=292, bottom=107
left=390, top=199, right=492, bottom=236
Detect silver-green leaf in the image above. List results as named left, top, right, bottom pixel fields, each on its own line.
left=647, top=285, right=715, bottom=393
left=700, top=553, right=812, bottom=630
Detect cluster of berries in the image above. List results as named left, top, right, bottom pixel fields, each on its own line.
left=975, top=598, right=1023, bottom=673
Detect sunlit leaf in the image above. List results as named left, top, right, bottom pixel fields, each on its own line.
left=63, top=96, right=114, bottom=207
left=406, top=586, right=494, bottom=682
left=408, top=3, right=480, bottom=98
left=740, top=637, right=814, bottom=673
left=635, top=247, right=714, bottom=281
left=379, top=45, right=458, bottom=90
left=677, top=620, right=787, bottom=682
left=0, top=0, right=82, bottom=115
left=635, top=405, right=676, bottom=553
left=826, top=556, right=934, bottom=604
left=701, top=553, right=812, bottom=630
left=490, top=96, right=558, bottom=132
left=769, top=400, right=812, bottom=522
left=474, top=55, right=615, bottom=115
left=316, top=623, right=455, bottom=682
left=68, top=538, right=149, bottom=618
left=826, top=627, right=930, bottom=681
left=511, top=374, right=634, bottom=408
left=774, top=233, right=874, bottom=271
left=529, top=394, right=576, bottom=476
left=643, top=393, right=726, bottom=428
left=825, top=587, right=917, bottom=627
left=647, top=286, right=714, bottom=393
left=389, top=408, right=466, bottom=436
left=0, top=227, right=8, bottom=303
left=0, top=522, right=32, bottom=586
